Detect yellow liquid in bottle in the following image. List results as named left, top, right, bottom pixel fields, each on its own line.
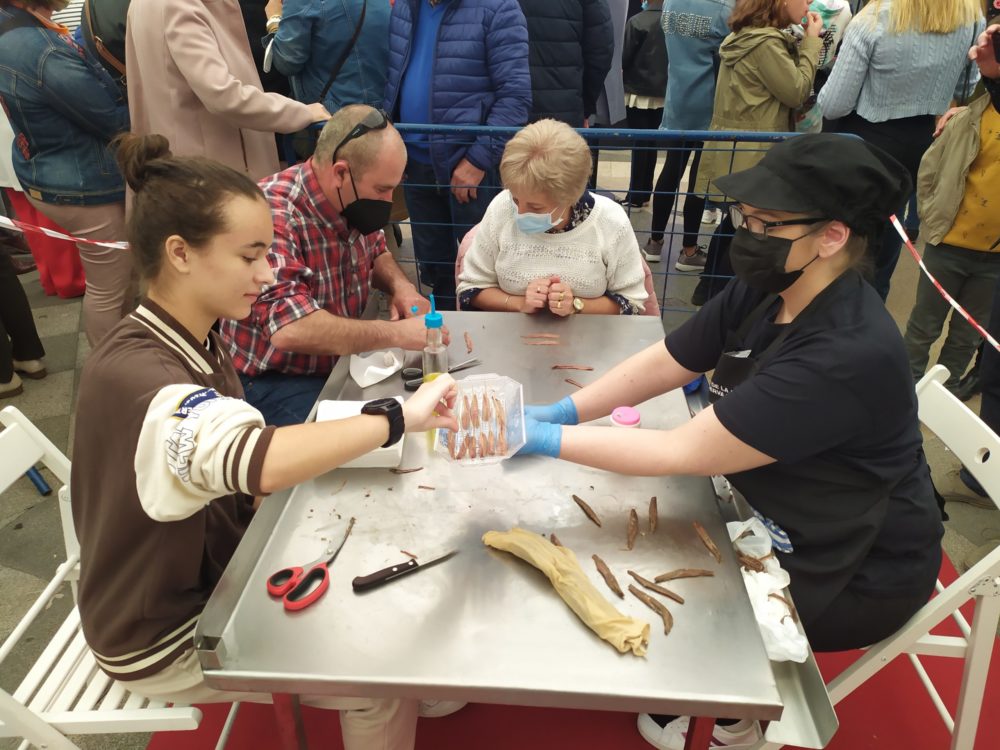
left=423, top=372, right=442, bottom=447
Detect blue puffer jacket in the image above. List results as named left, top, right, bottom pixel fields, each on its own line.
left=0, top=6, right=128, bottom=205
left=384, top=0, right=531, bottom=184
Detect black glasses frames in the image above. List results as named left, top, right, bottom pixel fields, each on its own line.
left=331, top=109, right=391, bottom=163
left=729, top=205, right=829, bottom=241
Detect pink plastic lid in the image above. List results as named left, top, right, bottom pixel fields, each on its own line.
left=610, top=406, right=641, bottom=427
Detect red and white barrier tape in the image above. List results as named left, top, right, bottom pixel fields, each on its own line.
left=891, top=214, right=1000, bottom=353
left=0, top=214, right=129, bottom=251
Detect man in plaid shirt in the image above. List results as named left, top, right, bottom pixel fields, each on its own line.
left=219, top=106, right=440, bottom=426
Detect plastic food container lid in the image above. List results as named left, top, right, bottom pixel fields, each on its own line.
left=610, top=406, right=641, bottom=427
left=435, top=373, right=526, bottom=465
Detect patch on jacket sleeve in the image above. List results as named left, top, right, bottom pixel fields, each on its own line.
left=661, top=11, right=712, bottom=39
left=172, top=388, right=221, bottom=418
left=166, top=389, right=226, bottom=485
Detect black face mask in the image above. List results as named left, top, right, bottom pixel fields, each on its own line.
left=729, top=227, right=820, bottom=294
left=337, top=166, right=392, bottom=235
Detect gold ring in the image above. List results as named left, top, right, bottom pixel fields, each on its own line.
left=560, top=292, right=565, bottom=301
left=556, top=301, right=562, bottom=309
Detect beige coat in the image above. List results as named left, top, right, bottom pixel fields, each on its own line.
left=916, top=94, right=992, bottom=247
left=126, top=0, right=315, bottom=180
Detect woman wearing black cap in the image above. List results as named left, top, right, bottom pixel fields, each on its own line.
left=520, top=132, right=944, bottom=746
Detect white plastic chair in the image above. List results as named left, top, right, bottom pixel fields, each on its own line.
left=0, top=406, right=229, bottom=749
left=749, top=364, right=1000, bottom=750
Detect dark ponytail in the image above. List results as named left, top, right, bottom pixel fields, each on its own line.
left=113, top=133, right=265, bottom=279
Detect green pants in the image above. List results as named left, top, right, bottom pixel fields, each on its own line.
left=904, top=242, right=1000, bottom=388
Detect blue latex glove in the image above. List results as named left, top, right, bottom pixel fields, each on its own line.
left=524, top=395, right=579, bottom=425
left=683, top=375, right=706, bottom=395
left=517, top=415, right=563, bottom=458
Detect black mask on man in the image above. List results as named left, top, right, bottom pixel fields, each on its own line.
left=729, top=227, right=820, bottom=294
left=337, top=166, right=392, bottom=235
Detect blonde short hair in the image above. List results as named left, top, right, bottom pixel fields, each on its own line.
left=499, top=120, right=592, bottom=206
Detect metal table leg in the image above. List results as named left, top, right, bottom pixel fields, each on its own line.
left=684, top=716, right=717, bottom=750
left=272, top=693, right=308, bottom=750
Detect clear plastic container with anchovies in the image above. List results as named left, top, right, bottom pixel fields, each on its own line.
left=435, top=374, right=526, bottom=465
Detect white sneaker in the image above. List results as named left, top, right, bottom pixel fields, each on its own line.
left=637, top=714, right=761, bottom=749
left=418, top=700, right=467, bottom=718
left=701, top=208, right=721, bottom=225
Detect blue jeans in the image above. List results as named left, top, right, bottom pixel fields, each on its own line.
left=402, top=159, right=498, bottom=309
left=836, top=112, right=933, bottom=301
left=238, top=372, right=328, bottom=427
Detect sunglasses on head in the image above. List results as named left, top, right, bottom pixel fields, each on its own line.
left=331, top=109, right=391, bottom=163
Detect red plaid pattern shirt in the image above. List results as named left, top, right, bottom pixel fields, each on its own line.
left=219, top=159, right=386, bottom=376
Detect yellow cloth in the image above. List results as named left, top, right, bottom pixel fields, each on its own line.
left=942, top=105, right=1000, bottom=251
left=483, top=528, right=650, bottom=656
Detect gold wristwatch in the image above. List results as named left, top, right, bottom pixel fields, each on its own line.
left=572, top=297, right=585, bottom=313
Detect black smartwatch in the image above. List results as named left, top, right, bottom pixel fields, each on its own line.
left=361, top=397, right=405, bottom=448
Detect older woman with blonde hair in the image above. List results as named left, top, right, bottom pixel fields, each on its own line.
left=457, top=119, right=648, bottom=316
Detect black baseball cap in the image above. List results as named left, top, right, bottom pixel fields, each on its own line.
left=713, top=133, right=912, bottom=238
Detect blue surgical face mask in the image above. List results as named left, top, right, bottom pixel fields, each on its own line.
left=641, top=0, right=649, bottom=9
left=515, top=207, right=561, bottom=234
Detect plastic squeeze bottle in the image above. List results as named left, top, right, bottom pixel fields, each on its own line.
left=422, top=294, right=448, bottom=383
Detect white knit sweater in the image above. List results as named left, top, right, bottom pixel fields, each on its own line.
left=456, top=191, right=649, bottom=311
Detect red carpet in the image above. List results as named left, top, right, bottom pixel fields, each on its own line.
left=148, top=557, right=1000, bottom=749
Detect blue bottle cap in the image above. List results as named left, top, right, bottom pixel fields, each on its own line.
left=425, top=294, right=443, bottom=329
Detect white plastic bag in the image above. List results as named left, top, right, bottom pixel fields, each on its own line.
left=727, top=518, right=809, bottom=663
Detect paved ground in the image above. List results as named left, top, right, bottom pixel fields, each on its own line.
left=1, top=152, right=997, bottom=749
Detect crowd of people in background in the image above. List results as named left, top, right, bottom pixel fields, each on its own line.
left=0, top=6, right=994, bottom=487
left=2, top=0, right=994, bottom=359
left=0, top=0, right=994, bottom=495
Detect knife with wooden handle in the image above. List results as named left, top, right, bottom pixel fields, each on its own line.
left=352, top=549, right=458, bottom=592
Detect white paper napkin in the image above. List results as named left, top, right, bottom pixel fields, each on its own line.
left=349, top=349, right=403, bottom=388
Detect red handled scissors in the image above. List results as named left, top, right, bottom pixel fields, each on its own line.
left=266, top=517, right=356, bottom=611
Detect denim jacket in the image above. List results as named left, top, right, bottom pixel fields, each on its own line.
left=0, top=7, right=128, bottom=205
left=270, top=0, right=391, bottom=113
left=659, top=0, right=733, bottom=131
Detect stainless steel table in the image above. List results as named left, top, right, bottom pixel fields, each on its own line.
left=196, top=312, right=783, bottom=748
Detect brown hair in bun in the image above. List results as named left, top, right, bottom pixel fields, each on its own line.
left=113, top=133, right=265, bottom=279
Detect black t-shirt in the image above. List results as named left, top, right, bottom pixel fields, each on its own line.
left=666, top=272, right=943, bottom=612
